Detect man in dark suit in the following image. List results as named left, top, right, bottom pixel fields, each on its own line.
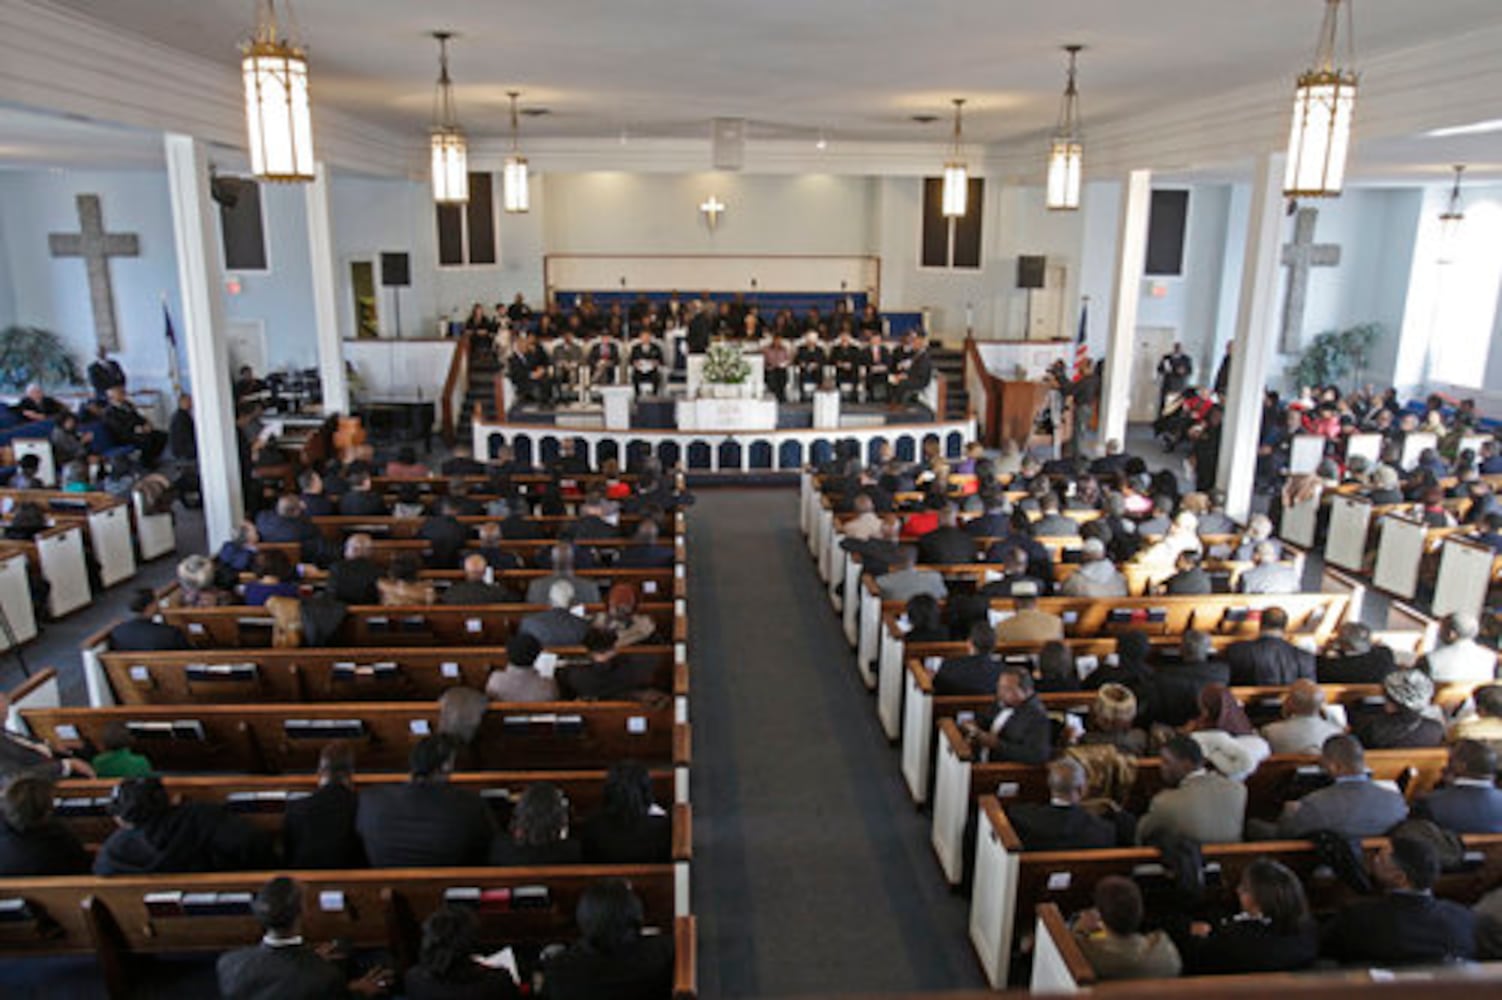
left=617, top=519, right=674, bottom=569
left=960, top=666, right=1052, bottom=764
left=355, top=737, right=496, bottom=867
left=217, top=876, right=389, bottom=998
left=95, top=776, right=272, bottom=875
left=933, top=622, right=1002, bottom=696
left=1321, top=836, right=1476, bottom=966
left=1316, top=622, right=1396, bottom=684
left=560, top=628, right=662, bottom=701
left=890, top=332, right=933, bottom=407
left=1162, top=550, right=1212, bottom=595
left=979, top=546, right=1047, bottom=599
left=254, top=495, right=318, bottom=546
left=326, top=534, right=381, bottom=605
left=1413, top=740, right=1502, bottom=834
left=473, top=523, right=522, bottom=572
left=572, top=495, right=620, bottom=540
left=965, top=494, right=1012, bottom=539
left=87, top=347, right=126, bottom=399
left=1009, top=758, right=1125, bottom=851
left=417, top=498, right=469, bottom=569
left=861, top=330, right=891, bottom=402
left=1146, top=630, right=1231, bottom=727
left=1225, top=607, right=1315, bottom=686
left=108, top=589, right=191, bottom=652
left=283, top=745, right=363, bottom=869
left=442, top=554, right=517, bottom=605
left=917, top=504, right=975, bottom=565
left=0, top=775, right=90, bottom=876
left=295, top=469, right=334, bottom=517
left=337, top=470, right=388, bottom=516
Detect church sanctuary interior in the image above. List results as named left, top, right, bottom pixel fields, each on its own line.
left=6, top=0, right=1502, bottom=997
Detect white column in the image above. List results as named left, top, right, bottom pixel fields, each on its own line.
left=306, top=162, right=349, bottom=413
left=164, top=133, right=243, bottom=548
left=1217, top=152, right=1287, bottom=523
left=1097, top=169, right=1152, bottom=446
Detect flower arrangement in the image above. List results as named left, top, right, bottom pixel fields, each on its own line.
left=703, top=341, right=750, bottom=384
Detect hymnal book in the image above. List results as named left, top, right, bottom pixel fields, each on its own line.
left=284, top=719, right=365, bottom=740
left=478, top=888, right=512, bottom=913
left=0, top=899, right=35, bottom=923
left=512, top=885, right=550, bottom=910
left=185, top=663, right=257, bottom=683
left=144, top=892, right=184, bottom=917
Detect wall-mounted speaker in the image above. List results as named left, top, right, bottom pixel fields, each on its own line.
left=1017, top=255, right=1047, bottom=290
left=380, top=252, right=411, bottom=287
left=712, top=117, right=746, bottom=171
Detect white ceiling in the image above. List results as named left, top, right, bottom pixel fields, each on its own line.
left=45, top=0, right=1502, bottom=147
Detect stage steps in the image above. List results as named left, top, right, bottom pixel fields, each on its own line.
left=460, top=338, right=502, bottom=440
left=931, top=347, right=968, bottom=421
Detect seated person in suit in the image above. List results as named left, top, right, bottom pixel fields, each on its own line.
left=561, top=628, right=663, bottom=703
left=0, top=692, right=94, bottom=781
left=326, top=533, right=382, bottom=604
left=1321, top=835, right=1476, bottom=966
left=337, top=468, right=389, bottom=516
left=544, top=878, right=674, bottom=1000
left=874, top=544, right=948, bottom=603
left=1182, top=858, right=1318, bottom=975
left=993, top=592, right=1065, bottom=644
left=1070, top=876, right=1182, bottom=981
left=959, top=666, right=1053, bottom=764
left=1136, top=734, right=1246, bottom=845
left=1316, top=621, right=1397, bottom=684
left=473, top=522, right=522, bottom=572
left=108, top=588, right=191, bottom=652
left=95, top=775, right=272, bottom=875
left=593, top=583, right=657, bottom=649
left=1275, top=733, right=1407, bottom=839
left=1420, top=611, right=1498, bottom=684
left=520, top=580, right=591, bottom=648
left=917, top=504, right=975, bottom=565
left=1032, top=493, right=1080, bottom=538
left=1451, top=683, right=1502, bottom=755
left=377, top=552, right=436, bottom=606
left=491, top=782, right=583, bottom=866
left=296, top=469, right=334, bottom=517
left=1225, top=607, right=1315, bottom=687
left=1353, top=668, right=1445, bottom=749
left=901, top=592, right=948, bottom=643
left=1059, top=537, right=1128, bottom=597
left=1236, top=541, right=1300, bottom=594
left=1009, top=757, right=1121, bottom=851
left=1146, top=629, right=1230, bottom=728
left=418, top=497, right=469, bottom=569
left=1036, top=640, right=1081, bottom=693
left=442, top=553, right=517, bottom=605
left=217, top=876, right=390, bottom=999
left=581, top=760, right=671, bottom=864
left=1259, top=679, right=1345, bottom=756
left=979, top=546, right=1046, bottom=599
left=486, top=633, right=560, bottom=703
left=283, top=744, right=364, bottom=869
left=932, top=622, right=1001, bottom=696
left=1161, top=549, right=1212, bottom=595
left=404, top=905, right=521, bottom=1000
left=616, top=518, right=675, bottom=569
left=356, top=737, right=496, bottom=867
left=243, top=549, right=300, bottom=606
left=0, top=774, right=90, bottom=876
left=1413, top=739, right=1502, bottom=834
left=526, top=544, right=602, bottom=605
left=254, top=494, right=318, bottom=546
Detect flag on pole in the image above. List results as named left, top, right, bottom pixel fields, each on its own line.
left=1072, top=298, right=1090, bottom=382
left=162, top=298, right=182, bottom=398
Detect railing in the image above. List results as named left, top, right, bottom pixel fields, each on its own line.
left=964, top=335, right=1003, bottom=444
left=438, top=330, right=472, bottom=445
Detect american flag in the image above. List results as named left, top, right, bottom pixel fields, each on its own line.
left=1072, top=299, right=1089, bottom=381
left=162, top=298, right=182, bottom=397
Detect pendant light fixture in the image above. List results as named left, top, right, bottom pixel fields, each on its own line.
left=503, top=91, right=530, bottom=213
left=241, top=0, right=315, bottom=182
left=1437, top=164, right=1467, bottom=259
left=1284, top=0, right=1358, bottom=198
left=1046, top=45, right=1085, bottom=211
left=941, top=98, right=968, bottom=218
left=428, top=31, right=468, bottom=204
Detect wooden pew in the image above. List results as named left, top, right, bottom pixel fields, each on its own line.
left=0, top=488, right=136, bottom=588
left=0, top=869, right=695, bottom=999
left=969, top=798, right=1502, bottom=987
left=94, top=644, right=682, bottom=706
left=153, top=601, right=682, bottom=649
left=6, top=522, right=90, bottom=618
left=307, top=512, right=679, bottom=544
left=0, top=541, right=37, bottom=648
left=20, top=702, right=690, bottom=774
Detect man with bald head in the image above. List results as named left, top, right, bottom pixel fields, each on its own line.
left=1007, top=757, right=1125, bottom=850
left=442, top=553, right=516, bottom=605
left=326, top=533, right=381, bottom=604
left=1260, top=679, right=1345, bottom=755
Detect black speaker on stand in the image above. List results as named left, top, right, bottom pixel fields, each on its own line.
left=381, top=252, right=411, bottom=338
left=1017, top=255, right=1047, bottom=340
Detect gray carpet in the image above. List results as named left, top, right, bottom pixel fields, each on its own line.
left=689, top=489, right=984, bottom=997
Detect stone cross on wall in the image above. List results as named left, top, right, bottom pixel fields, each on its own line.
left=48, top=194, right=140, bottom=351
left=1279, top=206, right=1340, bottom=353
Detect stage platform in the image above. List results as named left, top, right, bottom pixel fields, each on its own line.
left=505, top=398, right=934, bottom=431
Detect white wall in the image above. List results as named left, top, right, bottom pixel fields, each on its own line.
left=1137, top=185, right=1234, bottom=379
left=220, top=181, right=317, bottom=371
left=1077, top=181, right=1123, bottom=356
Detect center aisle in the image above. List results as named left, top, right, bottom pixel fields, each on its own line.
left=689, top=489, right=985, bottom=997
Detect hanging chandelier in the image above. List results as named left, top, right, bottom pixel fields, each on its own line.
left=1438, top=164, right=1467, bottom=259
left=428, top=31, right=468, bottom=204
left=941, top=98, right=968, bottom=218
left=504, top=91, right=530, bottom=213
left=1284, top=0, right=1358, bottom=198
left=241, top=0, right=315, bottom=182
left=1046, top=45, right=1085, bottom=211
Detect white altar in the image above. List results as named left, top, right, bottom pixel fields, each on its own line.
left=675, top=398, right=779, bottom=431
left=685, top=353, right=766, bottom=399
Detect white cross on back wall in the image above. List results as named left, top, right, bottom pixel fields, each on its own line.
left=48, top=193, right=141, bottom=351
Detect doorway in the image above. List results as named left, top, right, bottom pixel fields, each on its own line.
left=349, top=260, right=379, bottom=339
left=224, top=320, right=267, bottom=377
left=1129, top=326, right=1177, bottom=423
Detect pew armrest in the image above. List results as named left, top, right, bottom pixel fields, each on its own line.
left=938, top=717, right=975, bottom=764
left=906, top=657, right=934, bottom=695
left=672, top=804, right=693, bottom=863
left=979, top=797, right=1024, bottom=853
left=673, top=723, right=692, bottom=767
left=673, top=914, right=697, bottom=1000
left=1034, top=902, right=1097, bottom=988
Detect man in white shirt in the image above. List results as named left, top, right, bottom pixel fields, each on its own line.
left=1060, top=539, right=1128, bottom=597
left=1423, top=613, right=1498, bottom=684
left=1237, top=541, right=1301, bottom=595
left=1261, top=679, right=1346, bottom=755
left=840, top=494, right=883, bottom=542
